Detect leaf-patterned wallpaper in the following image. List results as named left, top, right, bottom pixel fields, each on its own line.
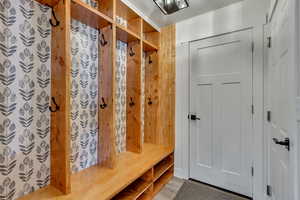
left=70, top=19, right=99, bottom=173
left=115, top=41, right=127, bottom=153
left=0, top=0, right=51, bottom=199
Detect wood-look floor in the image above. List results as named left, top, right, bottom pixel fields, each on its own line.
left=154, top=177, right=185, bottom=200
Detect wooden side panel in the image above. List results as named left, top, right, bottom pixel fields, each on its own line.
left=99, top=25, right=117, bottom=168
left=50, top=0, right=71, bottom=194
left=126, top=41, right=142, bottom=153
left=157, top=25, right=176, bottom=148
left=144, top=51, right=159, bottom=144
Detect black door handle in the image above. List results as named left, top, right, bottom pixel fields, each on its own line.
left=273, top=138, right=290, bottom=151
left=189, top=114, right=200, bottom=121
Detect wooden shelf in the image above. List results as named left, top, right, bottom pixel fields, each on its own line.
left=153, top=167, right=174, bottom=196
left=143, top=20, right=158, bottom=33
left=36, top=0, right=59, bottom=7
left=117, top=24, right=141, bottom=43
left=137, top=187, right=153, bottom=200
left=143, top=40, right=158, bottom=52
left=154, top=155, right=174, bottom=181
left=20, top=144, right=173, bottom=200
left=112, top=179, right=152, bottom=200
left=71, top=0, right=113, bottom=29
left=142, top=20, right=160, bottom=48
left=116, top=0, right=141, bottom=36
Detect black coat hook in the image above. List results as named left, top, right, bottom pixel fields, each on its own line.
left=129, top=97, right=135, bottom=107
left=148, top=97, right=153, bottom=105
left=129, top=47, right=135, bottom=57
left=100, top=33, right=108, bottom=46
left=49, top=6, right=60, bottom=27
left=100, top=97, right=108, bottom=109
left=49, top=97, right=60, bottom=112
left=149, top=55, right=153, bottom=64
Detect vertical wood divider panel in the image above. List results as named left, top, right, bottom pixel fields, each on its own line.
left=99, top=24, right=117, bottom=168
left=144, top=51, right=159, bottom=144
left=50, top=0, right=71, bottom=194
left=126, top=40, right=142, bottom=153
left=157, top=25, right=176, bottom=148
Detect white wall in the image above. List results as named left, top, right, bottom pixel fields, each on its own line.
left=175, top=1, right=269, bottom=199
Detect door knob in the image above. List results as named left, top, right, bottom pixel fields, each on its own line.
left=189, top=114, right=200, bottom=121
left=272, top=138, right=290, bottom=151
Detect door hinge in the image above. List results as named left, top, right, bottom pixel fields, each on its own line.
left=267, top=111, right=271, bottom=122
left=251, top=166, right=254, bottom=177
left=267, top=185, right=272, bottom=196
left=251, top=42, right=254, bottom=52
left=251, top=105, right=254, bottom=115
left=267, top=37, right=272, bottom=48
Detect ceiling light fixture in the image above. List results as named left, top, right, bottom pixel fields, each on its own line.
left=153, top=0, right=189, bottom=15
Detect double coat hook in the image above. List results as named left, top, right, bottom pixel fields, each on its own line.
left=49, top=97, right=60, bottom=112
left=148, top=55, right=153, bottom=64
left=100, top=97, right=108, bottom=109
left=100, top=33, right=108, bottom=46
left=129, top=97, right=135, bottom=107
left=129, top=47, right=135, bottom=57
left=148, top=97, right=153, bottom=105
left=48, top=5, right=60, bottom=27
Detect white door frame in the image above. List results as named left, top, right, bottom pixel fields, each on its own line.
left=264, top=0, right=299, bottom=199
left=187, top=28, right=255, bottom=197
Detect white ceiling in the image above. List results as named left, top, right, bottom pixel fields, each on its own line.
left=124, top=0, right=242, bottom=27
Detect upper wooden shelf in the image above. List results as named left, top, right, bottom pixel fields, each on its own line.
left=143, top=40, right=158, bottom=52
left=19, top=143, right=173, bottom=200
left=143, top=20, right=158, bottom=33
left=71, top=0, right=113, bottom=29
left=116, top=24, right=141, bottom=43
left=142, top=20, right=160, bottom=49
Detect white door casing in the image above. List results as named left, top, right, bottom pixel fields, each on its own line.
left=266, top=0, right=298, bottom=199
left=189, top=30, right=253, bottom=197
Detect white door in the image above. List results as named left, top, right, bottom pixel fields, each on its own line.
left=189, top=30, right=253, bottom=197
left=266, top=0, right=296, bottom=199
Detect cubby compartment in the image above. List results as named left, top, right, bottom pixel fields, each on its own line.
left=116, top=0, right=142, bottom=37
left=112, top=169, right=153, bottom=199
left=154, top=154, right=174, bottom=181
left=71, top=0, right=113, bottom=29
left=137, top=186, right=153, bottom=200
left=153, top=166, right=174, bottom=196
left=69, top=0, right=116, bottom=172
left=142, top=20, right=159, bottom=50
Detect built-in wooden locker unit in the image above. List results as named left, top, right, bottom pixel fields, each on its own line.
left=18, top=0, right=175, bottom=199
